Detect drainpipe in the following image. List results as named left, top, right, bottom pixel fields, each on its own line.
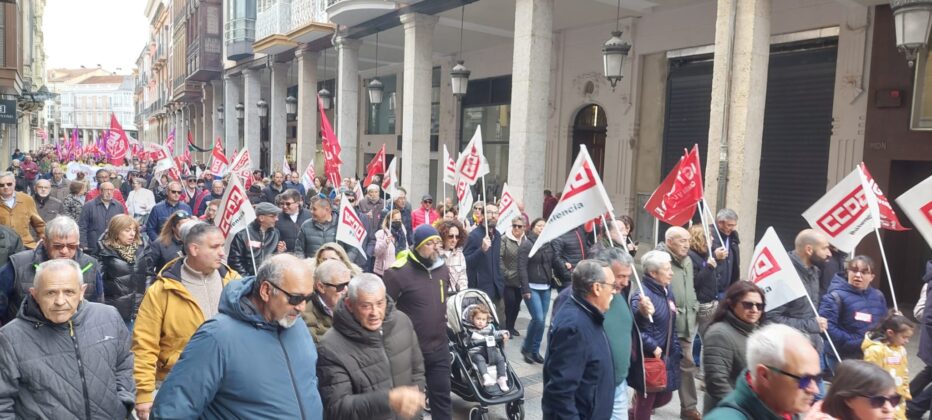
left=715, top=0, right=739, bottom=211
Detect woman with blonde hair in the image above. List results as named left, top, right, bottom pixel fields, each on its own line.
left=313, top=242, right=362, bottom=276
left=688, top=224, right=719, bottom=338
left=98, top=214, right=153, bottom=326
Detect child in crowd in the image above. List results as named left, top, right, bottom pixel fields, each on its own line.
left=862, top=312, right=914, bottom=420
left=465, top=304, right=510, bottom=391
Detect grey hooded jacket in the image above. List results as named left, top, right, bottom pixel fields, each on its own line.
left=0, top=298, right=134, bottom=419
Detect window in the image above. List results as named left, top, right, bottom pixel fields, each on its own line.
left=366, top=74, right=396, bottom=135
left=459, top=75, right=512, bottom=199
left=913, top=49, right=932, bottom=129
left=430, top=66, right=440, bottom=152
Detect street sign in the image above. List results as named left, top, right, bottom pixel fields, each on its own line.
left=0, top=100, right=16, bottom=124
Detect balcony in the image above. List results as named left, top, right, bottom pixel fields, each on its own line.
left=186, top=0, right=223, bottom=82
left=254, top=0, right=297, bottom=55
left=326, top=0, right=398, bottom=28
left=289, top=0, right=333, bottom=44
left=172, top=76, right=202, bottom=103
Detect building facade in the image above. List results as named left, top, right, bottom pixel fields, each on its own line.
left=46, top=68, right=136, bottom=145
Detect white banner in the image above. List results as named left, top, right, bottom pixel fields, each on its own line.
left=443, top=144, right=457, bottom=186
left=215, top=173, right=256, bottom=252
left=896, top=174, right=932, bottom=249
left=336, top=196, right=368, bottom=259
left=529, top=145, right=614, bottom=257
left=456, top=179, right=474, bottom=223
left=382, top=158, right=399, bottom=197
left=455, top=126, right=490, bottom=186
left=748, top=227, right=810, bottom=311
left=151, top=144, right=175, bottom=174
left=496, top=183, right=522, bottom=235
left=282, top=155, right=292, bottom=175
left=301, top=160, right=317, bottom=192
left=802, top=166, right=876, bottom=253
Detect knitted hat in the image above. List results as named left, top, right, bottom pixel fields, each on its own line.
left=413, top=224, right=441, bottom=250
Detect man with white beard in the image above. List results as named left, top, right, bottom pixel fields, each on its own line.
left=150, top=254, right=324, bottom=419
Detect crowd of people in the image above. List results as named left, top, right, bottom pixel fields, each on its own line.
left=0, top=146, right=928, bottom=420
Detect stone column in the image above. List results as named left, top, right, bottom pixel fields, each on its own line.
left=507, top=0, right=553, bottom=219
left=224, top=74, right=242, bottom=155
left=202, top=82, right=214, bottom=164
left=399, top=13, right=437, bottom=201
left=704, top=0, right=770, bottom=272
left=335, top=35, right=361, bottom=177
left=211, top=79, right=223, bottom=150
left=295, top=48, right=318, bottom=175
left=243, top=67, right=262, bottom=171
left=270, top=61, right=289, bottom=173
left=192, top=105, right=203, bottom=164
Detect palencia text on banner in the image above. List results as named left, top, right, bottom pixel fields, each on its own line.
left=529, top=145, right=614, bottom=257
left=748, top=227, right=810, bottom=311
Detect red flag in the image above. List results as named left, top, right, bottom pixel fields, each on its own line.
left=859, top=163, right=910, bottom=231
left=645, top=149, right=700, bottom=226
left=166, top=129, right=176, bottom=156
left=319, top=95, right=342, bottom=187
left=209, top=137, right=228, bottom=176
left=106, top=113, right=130, bottom=165
left=363, top=144, right=386, bottom=186
left=661, top=145, right=704, bottom=215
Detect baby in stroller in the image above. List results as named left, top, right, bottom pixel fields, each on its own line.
left=464, top=304, right=511, bottom=392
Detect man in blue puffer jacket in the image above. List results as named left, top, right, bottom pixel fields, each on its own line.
left=151, top=254, right=323, bottom=419
left=818, top=255, right=888, bottom=361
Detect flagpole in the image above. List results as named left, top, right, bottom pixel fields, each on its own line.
left=481, top=175, right=490, bottom=239
left=602, top=212, right=652, bottom=323
left=873, top=228, right=900, bottom=313
left=804, top=292, right=842, bottom=362
left=697, top=200, right=715, bottom=253
left=243, top=224, right=259, bottom=275
left=653, top=218, right=659, bottom=246
left=602, top=214, right=615, bottom=248
left=702, top=198, right=726, bottom=247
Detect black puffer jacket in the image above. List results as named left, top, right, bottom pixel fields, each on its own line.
left=551, top=226, right=590, bottom=285
left=688, top=249, right=719, bottom=304
left=517, top=234, right=560, bottom=294
left=97, top=237, right=153, bottom=322
left=0, top=299, right=134, bottom=419
left=317, top=298, right=425, bottom=419
left=228, top=220, right=279, bottom=276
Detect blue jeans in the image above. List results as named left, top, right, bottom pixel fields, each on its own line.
left=522, top=288, right=551, bottom=355
left=612, top=380, right=628, bottom=420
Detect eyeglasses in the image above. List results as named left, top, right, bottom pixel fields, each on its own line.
left=738, top=301, right=764, bottom=311
left=512, top=224, right=525, bottom=229
left=279, top=201, right=296, bottom=207
left=847, top=267, right=873, bottom=276
left=50, top=243, right=80, bottom=251
left=322, top=282, right=349, bottom=292
left=860, top=394, right=902, bottom=409
left=447, top=234, right=460, bottom=239
left=169, top=190, right=182, bottom=194
left=765, top=365, right=822, bottom=390
left=266, top=281, right=314, bottom=306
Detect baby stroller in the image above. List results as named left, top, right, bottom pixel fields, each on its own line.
left=447, top=288, right=524, bottom=420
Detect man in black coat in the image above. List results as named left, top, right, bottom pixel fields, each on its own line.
left=274, top=189, right=311, bottom=253
left=78, top=182, right=126, bottom=256
left=710, top=208, right=740, bottom=299
left=228, top=203, right=284, bottom=276
left=463, top=203, right=505, bottom=322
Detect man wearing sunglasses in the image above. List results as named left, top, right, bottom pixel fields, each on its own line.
left=302, top=259, right=351, bottom=344
left=151, top=254, right=323, bottom=419
left=705, top=324, right=821, bottom=419
left=0, top=216, right=102, bottom=324
left=0, top=171, right=45, bottom=250
left=145, top=181, right=193, bottom=242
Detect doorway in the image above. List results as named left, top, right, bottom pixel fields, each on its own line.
left=571, top=104, right=607, bottom=175
left=886, top=160, right=932, bottom=306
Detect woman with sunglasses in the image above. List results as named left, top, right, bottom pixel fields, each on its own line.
left=437, top=219, right=467, bottom=291
left=701, top=281, right=766, bottom=413
left=820, top=360, right=899, bottom=420
left=151, top=211, right=195, bottom=273
left=818, top=256, right=888, bottom=365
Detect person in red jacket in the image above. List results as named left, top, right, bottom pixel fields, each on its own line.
left=411, top=194, right=439, bottom=229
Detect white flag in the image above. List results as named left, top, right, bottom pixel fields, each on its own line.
left=896, top=174, right=932, bottom=249
left=382, top=158, right=399, bottom=197
left=456, top=179, right=474, bottom=223
left=496, top=183, right=522, bottom=235
left=748, top=227, right=810, bottom=311
left=802, top=166, right=876, bottom=253
left=282, top=155, right=292, bottom=175
left=215, top=173, right=256, bottom=252
left=443, top=144, right=457, bottom=186
left=151, top=144, right=174, bottom=173
left=301, top=160, right=317, bottom=191
left=455, top=126, right=490, bottom=186
left=529, top=145, right=614, bottom=257
left=336, top=196, right=368, bottom=259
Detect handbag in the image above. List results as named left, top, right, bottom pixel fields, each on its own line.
left=643, top=297, right=673, bottom=393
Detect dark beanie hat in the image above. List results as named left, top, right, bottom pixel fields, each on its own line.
left=413, top=224, right=441, bottom=250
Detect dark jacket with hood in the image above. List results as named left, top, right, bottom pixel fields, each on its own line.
left=151, top=277, right=324, bottom=420
left=98, top=236, right=154, bottom=322
left=517, top=233, right=561, bottom=294
left=551, top=226, right=590, bottom=286
left=541, top=294, right=614, bottom=420
left=0, top=245, right=101, bottom=324
left=767, top=252, right=824, bottom=354
left=0, top=299, right=134, bottom=419
left=818, top=273, right=888, bottom=359
left=919, top=261, right=932, bottom=365
left=317, top=298, right=425, bottom=420
left=383, top=249, right=452, bottom=354
left=228, top=220, right=280, bottom=276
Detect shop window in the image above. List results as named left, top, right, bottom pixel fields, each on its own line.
left=459, top=75, right=511, bottom=200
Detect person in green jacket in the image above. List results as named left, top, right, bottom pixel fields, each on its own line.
left=706, top=323, right=821, bottom=420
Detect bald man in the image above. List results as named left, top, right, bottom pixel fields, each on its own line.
left=768, top=229, right=832, bottom=356
left=657, top=226, right=700, bottom=419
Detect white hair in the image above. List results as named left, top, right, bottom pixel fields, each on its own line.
left=746, top=324, right=811, bottom=380
left=347, top=273, right=386, bottom=303
left=641, top=250, right=672, bottom=274
left=34, top=259, right=83, bottom=288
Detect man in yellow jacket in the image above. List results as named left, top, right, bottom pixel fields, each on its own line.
left=131, top=222, right=239, bottom=420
